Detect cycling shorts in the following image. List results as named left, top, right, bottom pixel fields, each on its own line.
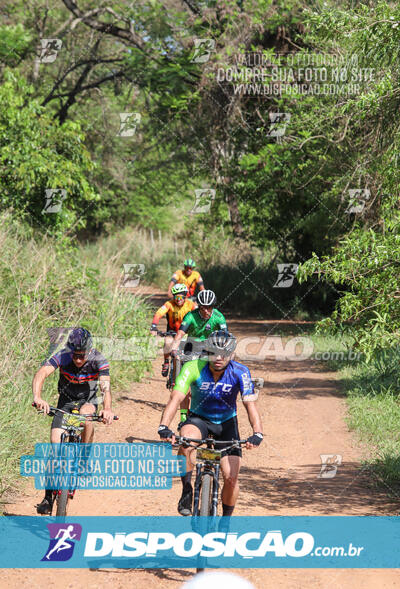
left=51, top=396, right=98, bottom=430
left=181, top=411, right=242, bottom=457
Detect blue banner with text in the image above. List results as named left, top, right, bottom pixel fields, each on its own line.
left=1, top=516, right=400, bottom=568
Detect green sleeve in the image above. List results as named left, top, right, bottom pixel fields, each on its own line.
left=217, top=310, right=227, bottom=329
left=173, top=359, right=205, bottom=396
left=180, top=312, right=193, bottom=333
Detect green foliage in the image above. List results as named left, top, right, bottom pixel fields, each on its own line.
left=0, top=24, right=32, bottom=66
left=336, top=346, right=400, bottom=489
left=202, top=260, right=331, bottom=318
left=299, top=221, right=400, bottom=355
left=0, top=70, right=99, bottom=232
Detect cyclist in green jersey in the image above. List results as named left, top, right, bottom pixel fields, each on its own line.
left=170, top=290, right=227, bottom=421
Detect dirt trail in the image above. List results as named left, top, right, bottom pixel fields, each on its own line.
left=2, top=287, right=400, bottom=588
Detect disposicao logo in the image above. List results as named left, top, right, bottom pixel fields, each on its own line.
left=42, top=523, right=82, bottom=561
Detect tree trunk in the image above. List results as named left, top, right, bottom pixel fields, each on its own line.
left=225, top=191, right=245, bottom=238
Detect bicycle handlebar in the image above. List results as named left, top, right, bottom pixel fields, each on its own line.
left=173, top=435, right=248, bottom=449
left=152, top=329, right=176, bottom=337
left=32, top=403, right=119, bottom=421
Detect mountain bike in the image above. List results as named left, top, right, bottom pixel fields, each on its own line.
left=153, top=329, right=178, bottom=389
left=174, top=435, right=247, bottom=572
left=174, top=435, right=247, bottom=516
left=32, top=403, right=118, bottom=516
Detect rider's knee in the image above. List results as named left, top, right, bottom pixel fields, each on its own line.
left=50, top=431, right=62, bottom=444
left=80, top=403, right=95, bottom=412
left=179, top=444, right=191, bottom=456
left=222, top=474, right=239, bottom=488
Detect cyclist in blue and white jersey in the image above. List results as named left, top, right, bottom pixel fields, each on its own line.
left=158, top=330, right=263, bottom=516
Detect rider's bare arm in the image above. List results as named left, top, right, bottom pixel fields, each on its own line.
left=171, top=329, right=186, bottom=352
left=243, top=400, right=263, bottom=448
left=160, top=389, right=186, bottom=428
left=32, top=364, right=56, bottom=413
left=99, top=375, right=113, bottom=424
left=150, top=303, right=169, bottom=334
left=197, top=277, right=205, bottom=290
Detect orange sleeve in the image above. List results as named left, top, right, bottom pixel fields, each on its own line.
left=171, top=270, right=180, bottom=282
left=152, top=302, right=171, bottom=324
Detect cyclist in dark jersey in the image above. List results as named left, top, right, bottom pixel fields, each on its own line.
left=158, top=330, right=263, bottom=517
left=32, top=327, right=114, bottom=514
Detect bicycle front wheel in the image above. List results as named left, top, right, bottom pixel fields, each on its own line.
left=199, top=472, right=213, bottom=516
left=196, top=472, right=213, bottom=573
left=56, top=489, right=69, bottom=516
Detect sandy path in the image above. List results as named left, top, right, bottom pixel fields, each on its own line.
left=2, top=288, right=400, bottom=588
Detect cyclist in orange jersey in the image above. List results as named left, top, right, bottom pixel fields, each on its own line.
left=150, top=284, right=196, bottom=377
left=167, top=258, right=205, bottom=299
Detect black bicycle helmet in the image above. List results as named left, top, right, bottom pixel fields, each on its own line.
left=206, top=330, right=237, bottom=355
left=67, top=327, right=93, bottom=352
left=197, top=289, right=216, bottom=307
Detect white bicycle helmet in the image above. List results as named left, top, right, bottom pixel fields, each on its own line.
left=197, top=289, right=216, bottom=307
left=206, top=330, right=237, bottom=354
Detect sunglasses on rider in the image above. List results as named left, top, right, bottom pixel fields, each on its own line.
left=72, top=351, right=87, bottom=359
left=174, top=295, right=185, bottom=301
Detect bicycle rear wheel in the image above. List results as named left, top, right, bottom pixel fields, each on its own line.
left=56, top=489, right=69, bottom=516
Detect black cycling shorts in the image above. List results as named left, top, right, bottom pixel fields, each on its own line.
left=181, top=411, right=242, bottom=457
left=51, top=396, right=98, bottom=430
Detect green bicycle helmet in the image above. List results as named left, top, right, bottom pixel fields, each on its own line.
left=183, top=258, right=196, bottom=268
left=171, top=283, right=189, bottom=297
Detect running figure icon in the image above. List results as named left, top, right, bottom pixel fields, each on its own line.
left=41, top=523, right=82, bottom=562
left=45, top=525, right=76, bottom=560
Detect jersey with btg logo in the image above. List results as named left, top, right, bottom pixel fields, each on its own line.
left=173, top=358, right=254, bottom=424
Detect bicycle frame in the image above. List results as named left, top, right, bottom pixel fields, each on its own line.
left=58, top=419, right=85, bottom=498
left=175, top=436, right=247, bottom=517
left=33, top=403, right=118, bottom=515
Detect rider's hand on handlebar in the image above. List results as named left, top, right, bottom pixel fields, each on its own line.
left=158, top=425, right=175, bottom=443
left=99, top=408, right=114, bottom=425
left=33, top=398, right=50, bottom=415
left=170, top=349, right=178, bottom=358
left=246, top=432, right=263, bottom=449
